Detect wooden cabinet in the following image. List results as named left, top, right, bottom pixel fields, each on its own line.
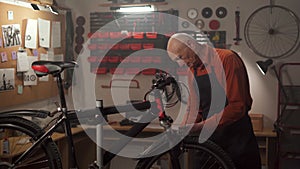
left=254, top=129, right=277, bottom=169
left=52, top=127, right=96, bottom=169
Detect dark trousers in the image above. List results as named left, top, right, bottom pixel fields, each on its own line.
left=190, top=115, right=261, bottom=169
left=210, top=115, right=262, bottom=169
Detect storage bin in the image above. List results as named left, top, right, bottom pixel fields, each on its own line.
left=98, top=44, right=108, bottom=50
left=88, top=44, right=97, bottom=50
left=249, top=113, right=264, bottom=131
left=93, top=68, right=107, bottom=74
left=109, top=32, right=122, bottom=39
left=132, top=32, right=144, bottom=39
left=141, top=56, right=153, bottom=63
left=125, top=68, right=140, bottom=74
left=110, top=44, right=119, bottom=50
left=87, top=56, right=97, bottom=63
left=110, top=68, right=124, bottom=74
left=129, top=56, right=141, bottom=63
left=108, top=56, right=120, bottom=63
left=142, top=69, right=156, bottom=75
left=119, top=43, right=130, bottom=50
left=97, top=32, right=109, bottom=38
left=143, top=43, right=154, bottom=49
left=145, top=32, right=157, bottom=39
left=130, top=43, right=142, bottom=50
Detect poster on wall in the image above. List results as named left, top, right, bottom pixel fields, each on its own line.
left=38, top=18, right=51, bottom=48
left=51, top=21, right=61, bottom=48
left=1, top=24, right=21, bottom=48
left=24, top=56, right=38, bottom=86
left=25, top=19, right=38, bottom=49
left=0, top=68, right=15, bottom=92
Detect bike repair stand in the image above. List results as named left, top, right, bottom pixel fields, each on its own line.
left=96, top=100, right=103, bottom=169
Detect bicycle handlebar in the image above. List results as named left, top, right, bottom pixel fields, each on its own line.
left=153, top=76, right=176, bottom=90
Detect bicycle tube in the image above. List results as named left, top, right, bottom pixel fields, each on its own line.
left=0, top=116, right=62, bottom=169
left=136, top=136, right=236, bottom=169
left=0, top=109, right=50, bottom=118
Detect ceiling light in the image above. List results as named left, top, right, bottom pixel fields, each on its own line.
left=31, top=3, right=40, bottom=10
left=46, top=5, right=59, bottom=15
left=117, top=5, right=154, bottom=12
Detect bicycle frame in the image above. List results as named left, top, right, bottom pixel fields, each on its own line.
left=74, top=91, right=167, bottom=168
left=1, top=62, right=177, bottom=169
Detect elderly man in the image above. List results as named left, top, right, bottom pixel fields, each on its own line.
left=167, top=33, right=261, bottom=169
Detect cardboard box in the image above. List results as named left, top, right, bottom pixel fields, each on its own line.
left=249, top=113, right=264, bottom=131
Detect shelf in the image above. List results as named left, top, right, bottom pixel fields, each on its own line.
left=99, top=1, right=168, bottom=7
left=277, top=63, right=300, bottom=169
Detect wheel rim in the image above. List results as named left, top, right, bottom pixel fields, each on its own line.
left=244, top=5, right=300, bottom=58
left=0, top=124, right=53, bottom=169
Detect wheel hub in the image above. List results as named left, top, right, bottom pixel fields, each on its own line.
left=268, top=28, right=276, bottom=35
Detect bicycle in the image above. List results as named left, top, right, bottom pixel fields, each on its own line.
left=0, top=60, right=235, bottom=169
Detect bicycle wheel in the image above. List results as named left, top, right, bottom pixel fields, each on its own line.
left=0, top=116, right=62, bottom=169
left=136, top=136, right=235, bottom=169
left=244, top=5, right=300, bottom=58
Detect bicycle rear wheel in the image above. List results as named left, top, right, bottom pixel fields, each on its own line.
left=0, top=116, right=62, bottom=169
left=136, top=136, right=235, bottom=169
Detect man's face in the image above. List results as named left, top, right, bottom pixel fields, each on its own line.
left=167, top=39, right=201, bottom=68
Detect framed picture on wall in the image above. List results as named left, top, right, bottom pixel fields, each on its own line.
left=1, top=24, right=21, bottom=48
left=0, top=68, right=15, bottom=92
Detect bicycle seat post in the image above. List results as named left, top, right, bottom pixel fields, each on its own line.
left=96, top=100, right=104, bottom=168
left=56, top=72, right=79, bottom=168
left=56, top=73, right=67, bottom=111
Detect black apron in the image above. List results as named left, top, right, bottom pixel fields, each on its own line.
left=192, top=66, right=261, bottom=169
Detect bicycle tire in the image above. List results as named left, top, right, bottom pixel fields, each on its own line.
left=244, top=5, right=300, bottom=59
left=0, top=116, right=62, bottom=169
left=136, top=136, right=235, bottom=169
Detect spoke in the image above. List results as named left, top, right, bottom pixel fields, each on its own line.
left=245, top=5, right=300, bottom=58
left=271, top=8, right=281, bottom=29
left=200, top=155, right=212, bottom=169
left=255, top=15, right=270, bottom=31
left=207, top=160, right=218, bottom=169
left=248, top=24, right=269, bottom=33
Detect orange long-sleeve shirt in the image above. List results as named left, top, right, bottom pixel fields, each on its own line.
left=184, top=47, right=252, bottom=129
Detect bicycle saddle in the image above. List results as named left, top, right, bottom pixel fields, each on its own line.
left=32, top=60, right=77, bottom=77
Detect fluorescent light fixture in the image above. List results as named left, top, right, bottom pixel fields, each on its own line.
left=31, top=3, right=40, bottom=10
left=46, top=5, right=59, bottom=15
left=117, top=5, right=154, bottom=12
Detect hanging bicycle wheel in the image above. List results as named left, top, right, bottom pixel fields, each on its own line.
left=244, top=5, right=300, bottom=58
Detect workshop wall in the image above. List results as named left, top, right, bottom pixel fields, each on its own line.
left=2, top=0, right=300, bottom=128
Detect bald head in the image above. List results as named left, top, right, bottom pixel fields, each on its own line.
left=167, top=33, right=195, bottom=52
left=167, top=33, right=202, bottom=68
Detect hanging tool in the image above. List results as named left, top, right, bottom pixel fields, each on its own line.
left=233, top=7, right=242, bottom=45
